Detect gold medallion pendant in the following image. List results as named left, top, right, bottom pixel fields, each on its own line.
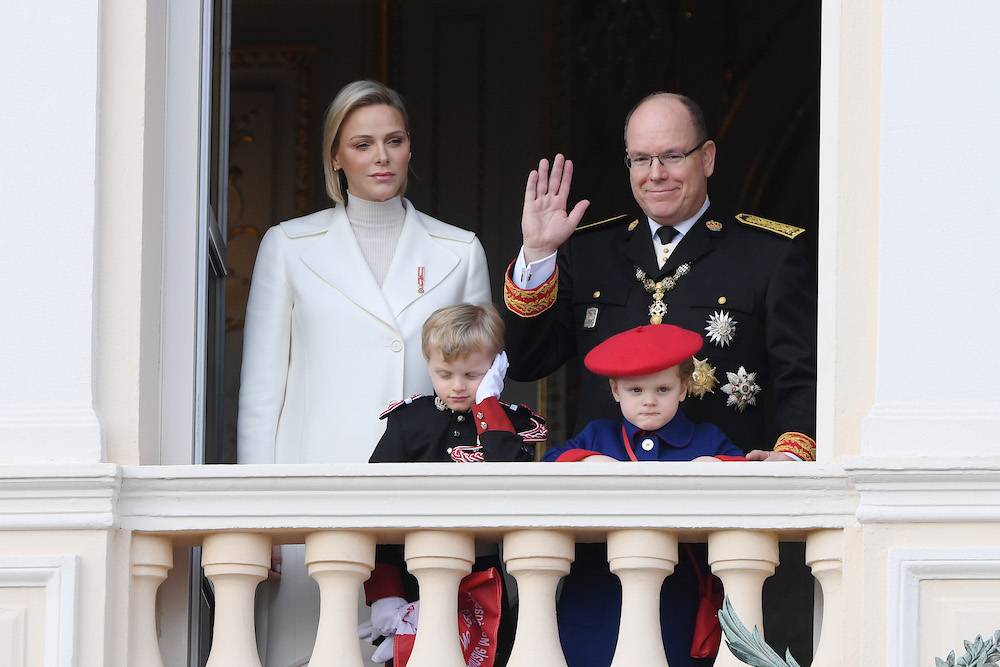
left=635, top=263, right=692, bottom=325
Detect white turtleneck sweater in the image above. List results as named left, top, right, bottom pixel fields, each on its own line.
left=345, top=193, right=406, bottom=286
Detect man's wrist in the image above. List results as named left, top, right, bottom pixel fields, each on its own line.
left=523, top=245, right=558, bottom=264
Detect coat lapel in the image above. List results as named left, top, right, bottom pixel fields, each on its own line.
left=299, top=206, right=397, bottom=328
left=382, top=203, right=460, bottom=317
left=622, top=215, right=661, bottom=279
left=660, top=208, right=719, bottom=277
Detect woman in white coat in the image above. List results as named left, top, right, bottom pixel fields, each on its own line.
left=237, top=80, right=491, bottom=665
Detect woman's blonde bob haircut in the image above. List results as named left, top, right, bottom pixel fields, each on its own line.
left=321, top=80, right=411, bottom=204
left=421, top=303, right=505, bottom=363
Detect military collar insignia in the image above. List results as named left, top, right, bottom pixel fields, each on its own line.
left=627, top=219, right=640, bottom=231
left=705, top=310, right=738, bottom=347
left=689, top=358, right=719, bottom=399
left=434, top=396, right=449, bottom=411
left=705, top=219, right=723, bottom=232
left=735, top=213, right=805, bottom=239
left=721, top=366, right=762, bottom=413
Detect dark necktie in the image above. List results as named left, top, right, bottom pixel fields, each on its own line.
left=655, top=225, right=680, bottom=269
left=655, top=225, right=679, bottom=245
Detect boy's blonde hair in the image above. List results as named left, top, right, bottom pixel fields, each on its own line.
left=422, top=303, right=505, bottom=362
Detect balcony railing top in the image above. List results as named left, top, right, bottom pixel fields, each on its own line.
left=8, top=458, right=1000, bottom=534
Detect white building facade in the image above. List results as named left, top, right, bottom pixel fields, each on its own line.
left=1, top=1, right=999, bottom=665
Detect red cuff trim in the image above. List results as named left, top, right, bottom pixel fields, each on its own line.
left=474, top=396, right=515, bottom=435
left=714, top=455, right=747, bottom=461
left=773, top=432, right=817, bottom=462
left=503, top=260, right=558, bottom=317
left=364, top=563, right=405, bottom=605
left=555, top=449, right=598, bottom=462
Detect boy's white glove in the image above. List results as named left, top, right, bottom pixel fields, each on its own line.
left=358, top=597, right=420, bottom=663
left=475, top=351, right=508, bottom=403
left=369, top=596, right=411, bottom=637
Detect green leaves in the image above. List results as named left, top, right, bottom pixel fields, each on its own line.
left=935, top=629, right=1000, bottom=667
left=717, top=596, right=801, bottom=667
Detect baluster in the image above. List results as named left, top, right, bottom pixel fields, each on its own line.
left=608, top=529, right=678, bottom=667
left=404, top=530, right=474, bottom=667
left=708, top=530, right=778, bottom=667
left=806, top=530, right=844, bottom=667
left=130, top=533, right=173, bottom=667
left=203, top=532, right=271, bottom=667
left=503, top=530, right=575, bottom=667
left=305, top=530, right=376, bottom=667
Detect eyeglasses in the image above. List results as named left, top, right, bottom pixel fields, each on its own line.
left=624, top=140, right=707, bottom=169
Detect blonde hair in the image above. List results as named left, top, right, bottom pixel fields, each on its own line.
left=321, top=80, right=410, bottom=204
left=422, top=304, right=505, bottom=362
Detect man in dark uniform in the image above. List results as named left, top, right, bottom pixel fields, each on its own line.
left=502, top=92, right=816, bottom=460
left=502, top=92, right=817, bottom=665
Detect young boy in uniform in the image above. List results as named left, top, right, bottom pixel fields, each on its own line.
left=544, top=324, right=743, bottom=667
left=363, top=303, right=545, bottom=665
left=370, top=302, right=546, bottom=464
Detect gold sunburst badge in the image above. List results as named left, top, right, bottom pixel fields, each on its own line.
left=689, top=357, right=719, bottom=399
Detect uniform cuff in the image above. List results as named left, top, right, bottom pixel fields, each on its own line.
left=714, top=455, right=747, bottom=461
left=364, top=563, right=406, bottom=605
left=474, top=396, right=515, bottom=435
left=773, top=432, right=816, bottom=462
left=503, top=260, right=558, bottom=318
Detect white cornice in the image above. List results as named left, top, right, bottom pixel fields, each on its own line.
left=4, top=459, right=1000, bottom=534
left=117, top=463, right=857, bottom=535
left=843, top=457, right=1000, bottom=522
left=0, top=464, right=119, bottom=529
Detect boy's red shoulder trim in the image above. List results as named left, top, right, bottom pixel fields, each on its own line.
left=378, top=394, right=426, bottom=420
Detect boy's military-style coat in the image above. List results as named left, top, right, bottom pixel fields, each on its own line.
left=503, top=206, right=817, bottom=454
left=368, top=394, right=546, bottom=463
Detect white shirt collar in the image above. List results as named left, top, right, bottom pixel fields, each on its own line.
left=647, top=197, right=710, bottom=243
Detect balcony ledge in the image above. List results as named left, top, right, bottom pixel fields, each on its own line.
left=3, top=459, right=999, bottom=533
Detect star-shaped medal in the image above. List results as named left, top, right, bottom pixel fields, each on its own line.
left=689, top=358, right=719, bottom=399
left=705, top=310, right=738, bottom=348
left=721, top=366, right=761, bottom=413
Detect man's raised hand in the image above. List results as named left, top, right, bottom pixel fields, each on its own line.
left=521, top=154, right=590, bottom=263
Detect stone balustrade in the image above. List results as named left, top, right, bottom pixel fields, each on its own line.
left=123, top=463, right=853, bottom=666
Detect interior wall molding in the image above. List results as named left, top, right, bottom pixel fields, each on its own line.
left=0, top=555, right=79, bottom=667
left=887, top=548, right=1000, bottom=667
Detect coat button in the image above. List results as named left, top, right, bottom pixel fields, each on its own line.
left=476, top=412, right=484, bottom=419
left=592, top=290, right=601, bottom=299
left=641, top=438, right=655, bottom=451
left=456, top=415, right=465, bottom=422
left=717, top=296, right=727, bottom=305
left=390, top=339, right=403, bottom=352
left=453, top=430, right=461, bottom=437
left=480, top=421, right=488, bottom=429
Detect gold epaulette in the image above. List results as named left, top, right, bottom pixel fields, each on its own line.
left=773, top=431, right=816, bottom=462
left=736, top=213, right=805, bottom=240
left=503, top=262, right=559, bottom=318
left=573, top=213, right=630, bottom=234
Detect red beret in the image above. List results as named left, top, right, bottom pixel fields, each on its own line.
left=584, top=325, right=703, bottom=378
